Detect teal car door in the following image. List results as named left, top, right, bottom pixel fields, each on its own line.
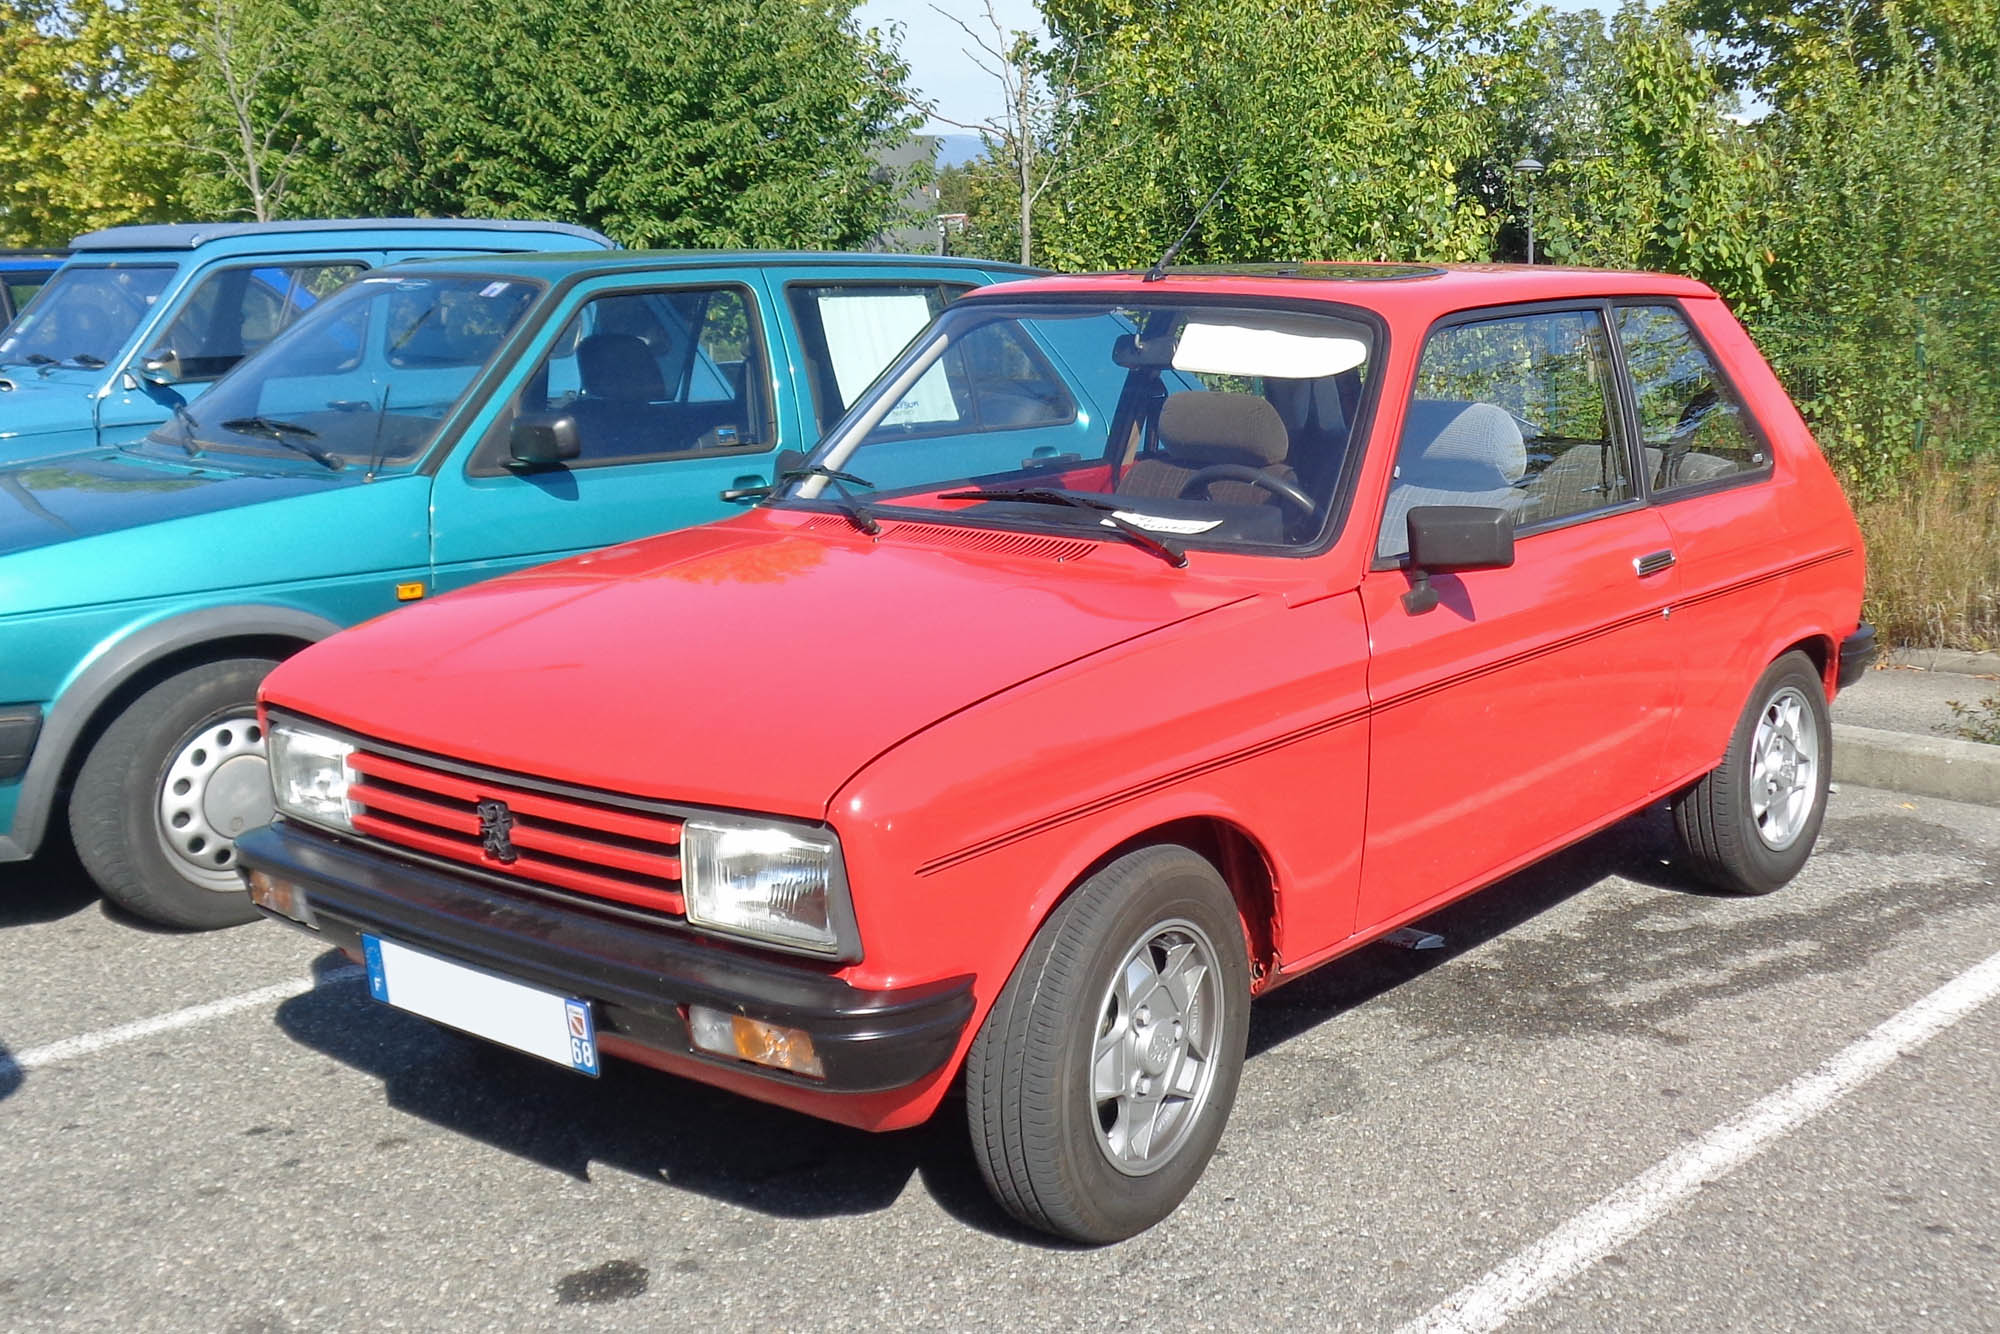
left=427, top=269, right=807, bottom=591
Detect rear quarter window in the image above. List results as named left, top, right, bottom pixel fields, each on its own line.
left=1616, top=303, right=1769, bottom=494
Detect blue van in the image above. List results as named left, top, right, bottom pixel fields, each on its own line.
left=0, top=220, right=613, bottom=464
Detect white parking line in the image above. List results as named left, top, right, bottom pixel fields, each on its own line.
left=1400, top=945, right=2000, bottom=1334
left=2, top=966, right=364, bottom=1076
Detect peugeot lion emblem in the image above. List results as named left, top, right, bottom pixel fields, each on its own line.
left=476, top=798, right=518, bottom=864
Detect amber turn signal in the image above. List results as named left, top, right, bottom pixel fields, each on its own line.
left=245, top=869, right=316, bottom=927
left=687, top=1005, right=824, bottom=1079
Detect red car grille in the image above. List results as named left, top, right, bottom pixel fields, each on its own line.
left=346, top=750, right=686, bottom=916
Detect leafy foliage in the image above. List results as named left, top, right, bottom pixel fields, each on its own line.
left=1031, top=0, right=1527, bottom=269
left=277, top=0, right=918, bottom=247
left=0, top=0, right=193, bottom=245
left=1749, top=13, right=2000, bottom=493
left=1494, top=4, right=1771, bottom=308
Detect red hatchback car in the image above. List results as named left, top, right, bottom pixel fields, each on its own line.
left=240, top=265, right=1872, bottom=1242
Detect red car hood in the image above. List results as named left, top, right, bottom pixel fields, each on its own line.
left=262, top=515, right=1254, bottom=819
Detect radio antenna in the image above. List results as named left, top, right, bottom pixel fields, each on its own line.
left=1144, top=171, right=1235, bottom=282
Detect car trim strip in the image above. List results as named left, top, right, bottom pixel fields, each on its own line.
left=917, top=545, right=1856, bottom=876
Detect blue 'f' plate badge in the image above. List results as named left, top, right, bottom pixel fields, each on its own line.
left=564, top=999, right=600, bottom=1076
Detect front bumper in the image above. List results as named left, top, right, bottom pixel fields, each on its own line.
left=1839, top=622, right=1878, bottom=689
left=235, top=819, right=973, bottom=1095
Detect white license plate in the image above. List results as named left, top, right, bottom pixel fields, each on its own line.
left=362, top=934, right=599, bottom=1076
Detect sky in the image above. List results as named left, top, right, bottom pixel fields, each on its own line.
left=856, top=0, right=1044, bottom=134
left=857, top=1, right=1610, bottom=135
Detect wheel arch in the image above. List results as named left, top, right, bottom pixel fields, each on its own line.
left=1037, top=812, right=1284, bottom=995
left=0, top=604, right=338, bottom=861
left=1776, top=631, right=1835, bottom=694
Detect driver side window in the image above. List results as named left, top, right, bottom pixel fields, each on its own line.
left=493, top=286, right=770, bottom=468
left=1380, top=308, right=1630, bottom=559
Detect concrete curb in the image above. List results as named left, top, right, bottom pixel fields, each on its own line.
left=1884, top=648, right=2000, bottom=677
left=1834, top=723, right=2000, bottom=808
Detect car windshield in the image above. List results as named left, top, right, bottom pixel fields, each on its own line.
left=0, top=264, right=174, bottom=368
left=779, top=297, right=1377, bottom=552
left=142, top=273, right=542, bottom=473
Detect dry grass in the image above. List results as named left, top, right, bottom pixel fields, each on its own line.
left=1854, top=454, right=2000, bottom=649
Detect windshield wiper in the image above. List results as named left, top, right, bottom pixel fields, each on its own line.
left=220, top=416, right=343, bottom=471
left=780, top=464, right=880, bottom=535
left=23, top=353, right=57, bottom=366
left=940, top=488, right=1189, bottom=568
left=66, top=352, right=106, bottom=369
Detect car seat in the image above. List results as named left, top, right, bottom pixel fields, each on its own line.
left=1378, top=400, right=1528, bottom=559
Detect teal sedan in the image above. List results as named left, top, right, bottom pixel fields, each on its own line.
left=0, top=249, right=1035, bottom=927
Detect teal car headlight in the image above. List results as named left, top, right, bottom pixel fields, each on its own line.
left=682, top=818, right=855, bottom=958
left=268, top=723, right=359, bottom=832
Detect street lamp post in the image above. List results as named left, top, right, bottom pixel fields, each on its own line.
left=1512, top=157, right=1545, bottom=264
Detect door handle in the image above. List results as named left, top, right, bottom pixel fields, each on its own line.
left=1634, top=549, right=1676, bottom=577
left=719, top=474, right=768, bottom=504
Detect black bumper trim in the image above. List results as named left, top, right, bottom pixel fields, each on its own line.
left=1839, top=622, right=1878, bottom=689
left=0, top=704, right=42, bottom=782
left=236, top=820, right=973, bottom=1094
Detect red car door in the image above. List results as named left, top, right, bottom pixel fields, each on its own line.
left=1355, top=304, right=1683, bottom=932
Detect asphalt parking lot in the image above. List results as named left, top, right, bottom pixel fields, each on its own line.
left=2, top=783, right=1995, bottom=1332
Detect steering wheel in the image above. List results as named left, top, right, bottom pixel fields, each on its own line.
left=1655, top=388, right=1720, bottom=489
left=1176, top=464, right=1317, bottom=518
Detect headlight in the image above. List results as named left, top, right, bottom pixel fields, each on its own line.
left=682, top=818, right=854, bottom=958
left=268, top=724, right=358, bottom=832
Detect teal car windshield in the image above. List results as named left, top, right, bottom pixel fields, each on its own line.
left=0, top=264, right=174, bottom=368
left=147, top=273, right=542, bottom=471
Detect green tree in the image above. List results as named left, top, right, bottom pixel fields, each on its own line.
left=1034, top=0, right=1528, bottom=270
left=179, top=0, right=310, bottom=221
left=1512, top=4, right=1772, bottom=309
left=0, top=0, right=192, bottom=245
left=1752, top=9, right=2000, bottom=489
left=1686, top=0, right=2000, bottom=94
left=279, top=0, right=919, bottom=247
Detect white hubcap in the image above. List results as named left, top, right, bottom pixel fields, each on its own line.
left=158, top=716, right=271, bottom=890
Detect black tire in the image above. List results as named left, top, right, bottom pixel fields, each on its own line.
left=70, top=657, right=279, bottom=929
left=966, top=844, right=1250, bottom=1243
left=1672, top=651, right=1832, bottom=895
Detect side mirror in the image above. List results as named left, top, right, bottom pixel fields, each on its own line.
left=508, top=411, right=580, bottom=468
left=772, top=447, right=807, bottom=482
left=139, top=347, right=182, bottom=384
left=1402, top=505, right=1514, bottom=614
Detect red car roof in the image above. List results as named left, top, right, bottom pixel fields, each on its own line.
left=963, top=263, right=1718, bottom=323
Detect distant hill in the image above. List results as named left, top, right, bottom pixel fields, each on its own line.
left=934, top=134, right=989, bottom=168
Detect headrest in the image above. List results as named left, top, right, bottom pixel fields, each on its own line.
left=1397, top=399, right=1527, bottom=487
left=1158, top=391, right=1291, bottom=467
left=1113, top=332, right=1176, bottom=369
left=1264, top=376, right=1349, bottom=435
left=577, top=333, right=665, bottom=403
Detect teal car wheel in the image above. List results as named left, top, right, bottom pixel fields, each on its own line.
left=156, top=713, right=272, bottom=888
left=70, top=657, right=279, bottom=929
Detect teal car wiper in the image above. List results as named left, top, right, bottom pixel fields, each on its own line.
left=940, top=487, right=1188, bottom=568
left=220, top=416, right=344, bottom=471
